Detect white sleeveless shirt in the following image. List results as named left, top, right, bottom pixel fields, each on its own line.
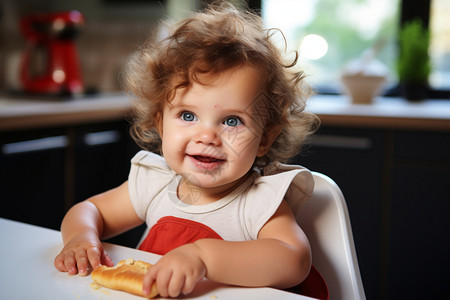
left=128, top=150, right=313, bottom=241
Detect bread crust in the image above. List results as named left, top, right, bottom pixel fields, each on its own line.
left=91, top=258, right=158, bottom=298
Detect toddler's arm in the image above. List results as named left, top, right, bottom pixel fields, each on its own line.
left=143, top=199, right=311, bottom=297
left=198, top=199, right=311, bottom=286
left=54, top=181, right=143, bottom=276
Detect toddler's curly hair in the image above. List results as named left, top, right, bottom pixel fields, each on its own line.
left=124, top=1, right=319, bottom=168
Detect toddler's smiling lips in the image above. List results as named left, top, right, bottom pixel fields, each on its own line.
left=191, top=155, right=225, bottom=163
left=187, top=154, right=226, bottom=170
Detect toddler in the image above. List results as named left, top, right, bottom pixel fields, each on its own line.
left=54, top=1, right=325, bottom=298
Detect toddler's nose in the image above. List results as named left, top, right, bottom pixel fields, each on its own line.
left=193, top=125, right=221, bottom=145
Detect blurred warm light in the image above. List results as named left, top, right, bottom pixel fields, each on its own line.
left=299, top=34, right=328, bottom=60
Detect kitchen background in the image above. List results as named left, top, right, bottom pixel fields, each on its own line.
left=2, top=0, right=179, bottom=94
left=1, top=1, right=449, bottom=300
left=2, top=0, right=448, bottom=96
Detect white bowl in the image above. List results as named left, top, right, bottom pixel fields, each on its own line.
left=341, top=74, right=386, bottom=104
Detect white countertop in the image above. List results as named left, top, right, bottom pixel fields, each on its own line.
left=1, top=92, right=449, bottom=131
left=307, top=95, right=450, bottom=130
left=0, top=218, right=313, bottom=300
left=309, top=95, right=450, bottom=119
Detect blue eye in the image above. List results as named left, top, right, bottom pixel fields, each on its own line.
left=181, top=112, right=197, bottom=122
left=224, top=116, right=242, bottom=127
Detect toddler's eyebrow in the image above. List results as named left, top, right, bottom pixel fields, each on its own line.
left=167, top=102, right=196, bottom=110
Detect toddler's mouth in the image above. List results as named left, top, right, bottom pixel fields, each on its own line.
left=191, top=155, right=226, bottom=163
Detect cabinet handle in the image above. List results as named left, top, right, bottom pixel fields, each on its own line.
left=2, top=136, right=68, bottom=155
left=306, top=134, right=372, bottom=150
left=84, top=130, right=121, bottom=146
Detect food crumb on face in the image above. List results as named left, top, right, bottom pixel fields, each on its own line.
left=209, top=295, right=218, bottom=299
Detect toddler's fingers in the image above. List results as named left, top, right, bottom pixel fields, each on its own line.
left=167, top=273, right=185, bottom=298
left=75, top=248, right=89, bottom=276
left=86, top=246, right=103, bottom=269
left=100, top=249, right=114, bottom=267
left=154, top=268, right=173, bottom=298
left=142, top=268, right=156, bottom=296
left=54, top=253, right=67, bottom=272
left=181, top=274, right=200, bottom=295
left=63, top=250, right=78, bottom=275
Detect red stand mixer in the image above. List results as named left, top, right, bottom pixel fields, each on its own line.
left=20, top=11, right=85, bottom=95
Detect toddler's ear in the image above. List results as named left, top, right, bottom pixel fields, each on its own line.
left=256, top=125, right=281, bottom=157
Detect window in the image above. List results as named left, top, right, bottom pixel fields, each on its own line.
left=261, top=0, right=450, bottom=98
left=429, top=0, right=450, bottom=91
left=262, top=0, right=400, bottom=94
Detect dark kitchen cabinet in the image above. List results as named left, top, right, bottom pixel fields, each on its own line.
left=291, top=126, right=450, bottom=300
left=0, top=120, right=145, bottom=247
left=73, top=122, right=134, bottom=203
left=387, top=131, right=450, bottom=299
left=0, top=128, right=67, bottom=230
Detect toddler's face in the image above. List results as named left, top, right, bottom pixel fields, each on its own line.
left=159, top=65, right=271, bottom=198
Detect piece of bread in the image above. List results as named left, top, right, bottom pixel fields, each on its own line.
left=91, top=258, right=158, bottom=298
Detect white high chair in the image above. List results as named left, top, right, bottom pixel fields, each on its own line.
left=296, top=172, right=366, bottom=300
left=136, top=171, right=366, bottom=300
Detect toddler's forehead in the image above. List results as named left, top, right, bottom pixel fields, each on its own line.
left=165, top=64, right=268, bottom=105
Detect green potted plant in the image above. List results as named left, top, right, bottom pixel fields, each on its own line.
left=396, top=19, right=431, bottom=101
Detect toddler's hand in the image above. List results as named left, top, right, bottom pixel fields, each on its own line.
left=54, top=234, right=113, bottom=276
left=143, top=243, right=206, bottom=298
